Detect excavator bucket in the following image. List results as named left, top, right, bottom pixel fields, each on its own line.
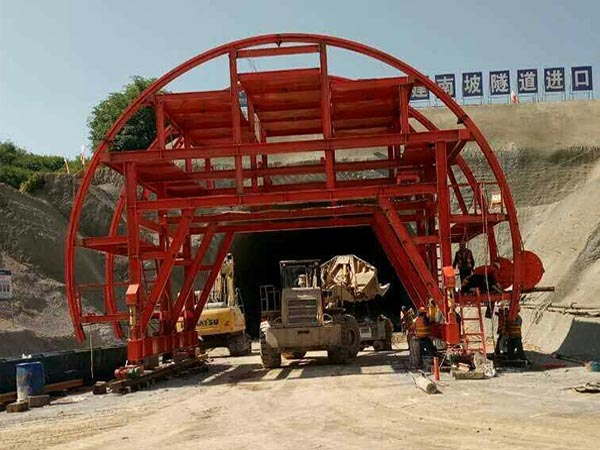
left=321, top=254, right=390, bottom=302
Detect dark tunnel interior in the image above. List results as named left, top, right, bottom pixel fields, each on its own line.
left=230, top=226, right=412, bottom=337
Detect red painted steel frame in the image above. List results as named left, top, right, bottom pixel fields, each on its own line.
left=65, top=33, right=537, bottom=362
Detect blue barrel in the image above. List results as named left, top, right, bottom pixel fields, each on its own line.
left=16, top=362, right=45, bottom=401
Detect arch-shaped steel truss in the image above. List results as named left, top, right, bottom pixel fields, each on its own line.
left=66, top=34, right=543, bottom=362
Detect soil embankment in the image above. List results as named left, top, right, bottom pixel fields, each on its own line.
left=0, top=172, right=119, bottom=356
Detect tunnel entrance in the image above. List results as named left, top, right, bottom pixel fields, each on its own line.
left=232, top=227, right=410, bottom=337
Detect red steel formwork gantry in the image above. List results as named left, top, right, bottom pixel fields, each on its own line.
left=65, top=34, right=543, bottom=362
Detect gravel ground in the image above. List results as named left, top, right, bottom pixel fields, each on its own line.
left=1, top=343, right=599, bottom=450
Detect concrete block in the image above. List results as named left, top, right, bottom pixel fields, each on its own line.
left=28, top=394, right=50, bottom=408
left=6, top=401, right=29, bottom=413
left=93, top=381, right=107, bottom=395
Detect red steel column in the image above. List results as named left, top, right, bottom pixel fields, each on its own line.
left=320, top=44, right=335, bottom=189
left=155, top=98, right=165, bottom=158
left=248, top=101, right=258, bottom=191
left=183, top=132, right=192, bottom=172
left=399, top=85, right=410, bottom=133
left=125, top=162, right=142, bottom=343
left=204, top=158, right=213, bottom=190
left=229, top=51, right=243, bottom=194
left=157, top=186, right=172, bottom=334
left=436, top=141, right=452, bottom=268
left=387, top=146, right=395, bottom=181
left=260, top=129, right=270, bottom=188
left=423, top=164, right=439, bottom=278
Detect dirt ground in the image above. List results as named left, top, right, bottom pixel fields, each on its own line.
left=1, top=343, right=599, bottom=450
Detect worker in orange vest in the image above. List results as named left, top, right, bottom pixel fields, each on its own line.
left=414, top=307, right=430, bottom=337
left=414, top=307, right=436, bottom=358
left=506, top=310, right=526, bottom=360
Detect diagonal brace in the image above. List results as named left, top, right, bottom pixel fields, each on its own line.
left=140, top=210, right=193, bottom=332
left=373, top=211, right=426, bottom=308
left=167, top=224, right=217, bottom=334
left=190, top=233, right=235, bottom=326
left=378, top=197, right=447, bottom=317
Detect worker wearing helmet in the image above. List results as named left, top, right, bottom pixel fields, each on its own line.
left=414, top=307, right=430, bottom=338
left=461, top=261, right=503, bottom=295
left=400, top=306, right=415, bottom=334
left=414, top=307, right=436, bottom=360
left=507, top=309, right=526, bottom=360
left=453, top=240, right=475, bottom=282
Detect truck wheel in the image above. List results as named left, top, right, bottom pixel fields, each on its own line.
left=382, top=338, right=393, bottom=351
left=383, top=317, right=393, bottom=351
left=373, top=340, right=384, bottom=352
left=282, top=351, right=306, bottom=360
left=242, top=333, right=252, bottom=355
left=260, top=330, right=281, bottom=369
left=343, top=315, right=361, bottom=358
left=228, top=333, right=252, bottom=357
left=328, top=347, right=348, bottom=364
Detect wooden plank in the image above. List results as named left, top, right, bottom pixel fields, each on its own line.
left=0, top=378, right=84, bottom=405
left=451, top=369, right=486, bottom=380
left=108, top=356, right=207, bottom=394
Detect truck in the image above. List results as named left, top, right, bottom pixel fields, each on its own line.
left=259, top=259, right=361, bottom=368
left=191, top=253, right=252, bottom=356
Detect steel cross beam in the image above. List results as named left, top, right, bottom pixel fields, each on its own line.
left=136, top=183, right=437, bottom=211
left=163, top=202, right=429, bottom=225
left=103, top=129, right=471, bottom=164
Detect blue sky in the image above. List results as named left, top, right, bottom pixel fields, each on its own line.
left=1, top=0, right=598, bottom=157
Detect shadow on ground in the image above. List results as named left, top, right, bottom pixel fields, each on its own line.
left=154, top=349, right=412, bottom=391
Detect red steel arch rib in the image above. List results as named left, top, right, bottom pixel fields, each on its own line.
left=66, top=34, right=541, bottom=362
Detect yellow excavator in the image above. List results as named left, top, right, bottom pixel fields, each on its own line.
left=193, top=253, right=252, bottom=356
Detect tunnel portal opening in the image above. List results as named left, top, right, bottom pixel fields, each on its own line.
left=232, top=227, right=410, bottom=337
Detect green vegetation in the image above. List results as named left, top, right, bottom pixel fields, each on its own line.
left=1, top=76, right=156, bottom=193
left=0, top=140, right=82, bottom=192
left=87, top=76, right=157, bottom=152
